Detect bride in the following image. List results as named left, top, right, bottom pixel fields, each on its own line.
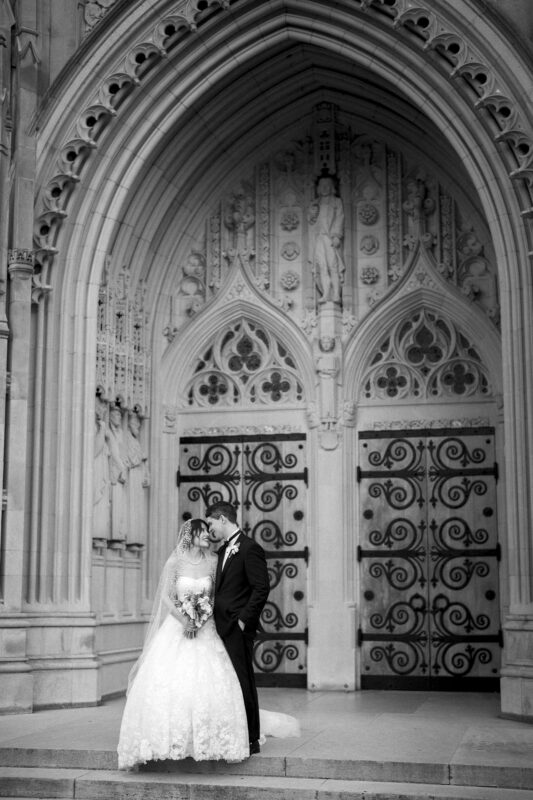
left=117, top=518, right=299, bottom=769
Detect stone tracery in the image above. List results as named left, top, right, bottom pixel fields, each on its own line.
left=361, top=309, right=492, bottom=402
left=184, top=318, right=304, bottom=408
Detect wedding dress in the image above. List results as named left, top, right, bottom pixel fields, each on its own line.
left=117, top=521, right=300, bottom=770
left=117, top=574, right=249, bottom=768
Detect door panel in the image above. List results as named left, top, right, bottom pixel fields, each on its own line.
left=358, top=427, right=501, bottom=690
left=178, top=433, right=308, bottom=687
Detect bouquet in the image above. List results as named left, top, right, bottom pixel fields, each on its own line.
left=176, top=589, right=213, bottom=639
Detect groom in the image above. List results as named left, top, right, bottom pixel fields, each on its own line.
left=206, top=501, right=270, bottom=755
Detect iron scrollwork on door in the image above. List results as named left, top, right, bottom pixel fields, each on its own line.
left=358, top=427, right=501, bottom=690
left=177, top=442, right=242, bottom=507
left=178, top=433, right=308, bottom=687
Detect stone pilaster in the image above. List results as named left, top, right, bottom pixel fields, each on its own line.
left=0, top=0, right=39, bottom=713
left=1, top=249, right=34, bottom=712
left=499, top=270, right=533, bottom=721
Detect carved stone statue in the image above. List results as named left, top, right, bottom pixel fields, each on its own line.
left=224, top=183, right=256, bottom=254
left=124, top=410, right=150, bottom=545
left=308, top=175, right=346, bottom=305
left=93, top=397, right=111, bottom=540
left=108, top=403, right=128, bottom=541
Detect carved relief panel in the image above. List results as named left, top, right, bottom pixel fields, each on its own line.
left=163, top=102, right=500, bottom=344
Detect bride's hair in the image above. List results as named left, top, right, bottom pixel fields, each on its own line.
left=178, top=517, right=207, bottom=550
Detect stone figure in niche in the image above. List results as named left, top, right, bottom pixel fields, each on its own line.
left=308, top=175, right=346, bottom=305
left=460, top=256, right=500, bottom=324
left=124, top=409, right=150, bottom=546
left=403, top=177, right=435, bottom=248
left=93, top=396, right=111, bottom=540
left=316, top=336, right=339, bottom=418
left=108, top=403, right=128, bottom=541
left=174, top=251, right=206, bottom=321
left=223, top=183, right=256, bottom=256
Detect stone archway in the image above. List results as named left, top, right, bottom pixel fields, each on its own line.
left=3, top=0, right=533, bottom=715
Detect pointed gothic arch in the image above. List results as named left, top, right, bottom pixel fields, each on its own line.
left=159, top=272, right=316, bottom=409
left=8, top=0, right=533, bottom=713
left=344, top=247, right=502, bottom=400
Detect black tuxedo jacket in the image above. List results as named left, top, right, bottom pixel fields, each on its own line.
left=214, top=532, right=270, bottom=639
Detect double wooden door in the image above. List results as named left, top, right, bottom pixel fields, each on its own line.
left=357, top=427, right=501, bottom=690
left=177, top=433, right=308, bottom=686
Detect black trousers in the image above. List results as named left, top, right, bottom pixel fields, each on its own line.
left=223, top=626, right=260, bottom=743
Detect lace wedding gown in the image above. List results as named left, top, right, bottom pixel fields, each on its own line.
left=117, top=575, right=249, bottom=768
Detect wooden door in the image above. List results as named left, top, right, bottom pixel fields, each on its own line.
left=357, top=427, right=501, bottom=690
left=178, top=433, right=308, bottom=686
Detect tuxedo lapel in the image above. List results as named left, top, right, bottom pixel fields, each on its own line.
left=215, top=547, right=224, bottom=590
left=217, top=532, right=242, bottom=588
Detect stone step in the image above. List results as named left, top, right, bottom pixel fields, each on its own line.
left=1, top=750, right=533, bottom=792
left=1, top=768, right=533, bottom=800
left=0, top=767, right=85, bottom=798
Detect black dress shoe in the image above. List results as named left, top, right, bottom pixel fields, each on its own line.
left=249, top=740, right=261, bottom=755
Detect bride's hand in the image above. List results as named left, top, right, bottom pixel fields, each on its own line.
left=184, top=621, right=197, bottom=638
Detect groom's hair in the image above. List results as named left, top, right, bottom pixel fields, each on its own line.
left=205, top=501, right=237, bottom=524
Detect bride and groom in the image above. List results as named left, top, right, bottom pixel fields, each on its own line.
left=117, top=501, right=299, bottom=769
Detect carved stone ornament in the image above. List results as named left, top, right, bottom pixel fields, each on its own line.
left=281, top=241, right=300, bottom=261
left=163, top=406, right=177, bottom=433
left=358, top=202, right=379, bottom=226
left=319, top=335, right=336, bottom=353
left=280, top=270, right=300, bottom=290
left=224, top=281, right=254, bottom=302
left=82, top=1, right=119, bottom=36
left=342, top=310, right=358, bottom=339
left=301, top=310, right=318, bottom=337
left=360, top=235, right=380, bottom=255
left=183, top=424, right=301, bottom=436
left=360, top=265, right=380, bottom=285
left=8, top=248, right=34, bottom=277
left=372, top=417, right=491, bottom=431
left=342, top=399, right=357, bottom=427
left=31, top=273, right=53, bottom=305
left=319, top=413, right=340, bottom=451
left=280, top=209, right=300, bottom=231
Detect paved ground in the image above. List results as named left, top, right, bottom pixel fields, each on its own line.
left=1, top=688, right=532, bottom=777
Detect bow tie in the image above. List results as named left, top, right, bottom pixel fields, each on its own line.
left=220, top=530, right=240, bottom=551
